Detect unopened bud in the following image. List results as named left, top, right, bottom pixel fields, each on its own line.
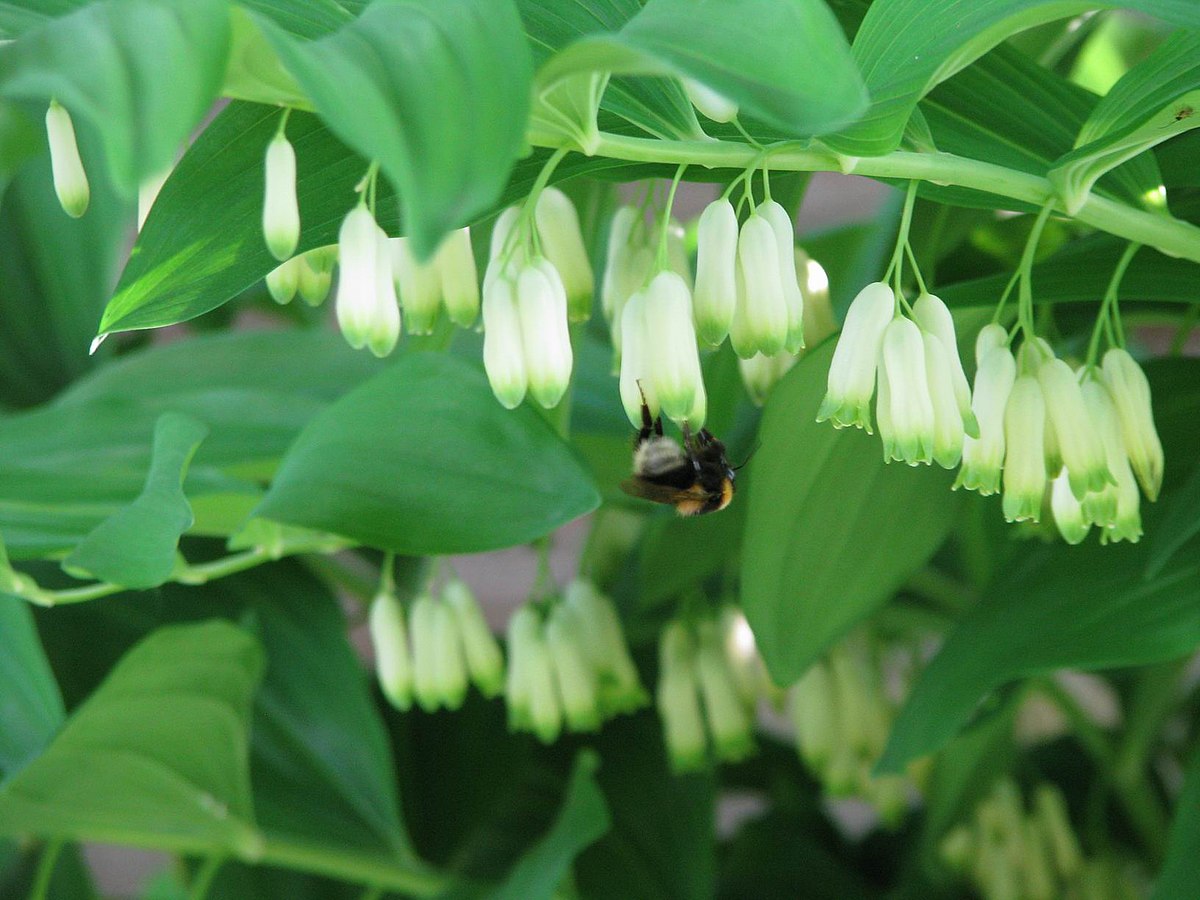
left=645, top=270, right=705, bottom=425
left=443, top=579, right=504, bottom=698
left=298, top=246, right=336, bottom=306
left=536, top=188, right=593, bottom=322
left=409, top=593, right=441, bottom=712
left=658, top=621, right=707, bottom=773
left=913, top=293, right=977, bottom=437
left=335, top=207, right=400, bottom=357
left=693, top=198, right=739, bottom=346
left=45, top=100, right=89, bottom=217
left=517, top=259, right=574, bottom=408
left=546, top=603, right=602, bottom=732
left=1101, top=348, right=1163, bottom=501
left=682, top=77, right=738, bottom=123
left=759, top=200, right=806, bottom=354
left=1051, top=471, right=1091, bottom=545
left=369, top=591, right=412, bottom=711
left=1002, top=376, right=1047, bottom=523
left=265, top=256, right=302, bottom=305
left=563, top=580, right=646, bottom=715
left=739, top=351, right=796, bottom=406
left=391, top=236, right=442, bottom=334
left=507, top=606, right=562, bottom=743
left=695, top=622, right=754, bottom=762
left=732, top=214, right=789, bottom=357
left=262, top=131, right=300, bottom=260
left=790, top=661, right=837, bottom=770
left=431, top=598, right=468, bottom=710
left=482, top=271, right=527, bottom=409
left=798, top=252, right=836, bottom=346
left=619, top=290, right=659, bottom=427
left=435, top=227, right=480, bottom=328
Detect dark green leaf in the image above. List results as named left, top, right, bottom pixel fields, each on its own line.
left=638, top=501, right=744, bottom=608
left=1156, top=745, right=1200, bottom=900
left=260, top=0, right=532, bottom=256
left=1148, top=462, right=1200, bottom=578
left=741, top=342, right=960, bottom=685
left=0, top=596, right=65, bottom=775
left=255, top=353, right=600, bottom=554
left=0, top=0, right=230, bottom=195
left=63, top=412, right=208, bottom=589
left=0, top=621, right=264, bottom=855
left=881, top=537, right=1200, bottom=771
left=490, top=751, right=610, bottom=900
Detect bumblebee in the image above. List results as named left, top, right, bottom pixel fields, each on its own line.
left=620, top=393, right=736, bottom=516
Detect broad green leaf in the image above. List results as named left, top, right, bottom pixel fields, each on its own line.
left=237, top=0, right=355, bottom=38
left=63, top=412, right=208, bottom=589
left=538, top=0, right=866, bottom=138
left=0, top=841, right=99, bottom=900
left=1050, top=31, right=1200, bottom=214
left=1148, top=462, right=1200, bottom=578
left=0, top=330, right=382, bottom=559
left=255, top=353, right=600, bottom=554
left=0, top=621, right=264, bottom=855
left=741, top=342, right=960, bottom=684
left=880, top=535, right=1200, bottom=772
left=259, top=0, right=532, bottom=256
left=0, top=115, right=131, bottom=408
left=0, top=0, right=230, bottom=196
left=828, top=0, right=1200, bottom=157
left=491, top=751, right=610, bottom=900
left=0, top=596, right=65, bottom=775
left=1156, top=745, right=1200, bottom=900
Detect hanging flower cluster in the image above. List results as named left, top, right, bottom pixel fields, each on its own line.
left=369, top=577, right=505, bottom=713
left=656, top=608, right=760, bottom=772
left=939, top=780, right=1137, bottom=900
left=789, top=630, right=919, bottom=825
left=505, top=579, right=646, bottom=743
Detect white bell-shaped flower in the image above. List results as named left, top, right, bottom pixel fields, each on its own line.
left=682, top=77, right=738, bottom=123
left=913, top=293, right=977, bottom=437
left=923, top=329, right=965, bottom=469
left=695, top=621, right=754, bottom=762
left=817, top=282, right=894, bottom=431
left=1051, top=471, right=1091, bottom=544
left=601, top=206, right=645, bottom=323
left=431, top=598, right=468, bottom=710
left=409, top=593, right=441, bottom=712
left=798, top=252, right=837, bottom=347
left=975, top=323, right=1009, bottom=365
left=1002, top=376, right=1047, bottom=523
left=481, top=269, right=527, bottom=409
left=739, top=352, right=797, bottom=407
left=545, top=603, right=601, bottom=732
left=692, top=198, right=739, bottom=346
left=486, top=207, right=521, bottom=286
left=516, top=259, right=574, bottom=409
left=562, top=580, right=646, bottom=715
left=443, top=579, right=504, bottom=698
left=1101, top=348, right=1163, bottom=501
left=955, top=342, right=1017, bottom=495
left=758, top=200, right=806, bottom=354
left=45, top=100, right=89, bottom=218
left=435, top=227, right=480, bottom=328
left=732, top=214, right=789, bottom=357
left=335, top=206, right=400, bottom=357
left=369, top=591, right=413, bottom=711
left=535, top=187, right=594, bottom=322
left=618, top=289, right=659, bottom=427
left=790, top=661, right=837, bottom=771
left=265, top=256, right=302, bottom=305
left=880, top=317, right=936, bottom=466
left=666, top=218, right=693, bottom=290
left=1038, top=359, right=1113, bottom=500
left=1081, top=379, right=1142, bottom=544
left=657, top=621, right=707, bottom=773
left=391, top=237, right=442, bottom=335
left=644, top=270, right=706, bottom=425
left=298, top=246, right=337, bottom=307
left=262, top=131, right=299, bottom=261
left=506, top=606, right=562, bottom=743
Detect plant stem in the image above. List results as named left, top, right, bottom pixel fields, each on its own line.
left=536, top=132, right=1200, bottom=264
left=655, top=164, right=687, bottom=270
left=256, top=835, right=450, bottom=896
left=1085, top=242, right=1141, bottom=366
left=29, top=840, right=62, bottom=900
left=188, top=856, right=224, bottom=900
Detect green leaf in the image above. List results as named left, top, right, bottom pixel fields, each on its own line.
left=259, top=0, right=532, bottom=256
left=741, top=342, right=960, bottom=684
left=0, top=621, right=264, bottom=855
left=63, top=412, right=208, bottom=589
left=1156, top=745, right=1200, bottom=900
left=1148, top=462, right=1200, bottom=578
left=0, top=596, right=65, bottom=775
left=255, top=353, right=600, bottom=554
left=538, top=0, right=866, bottom=138
left=1050, top=31, right=1200, bottom=214
left=638, top=500, right=744, bottom=609
left=490, top=751, right=610, bottom=900
left=0, top=0, right=230, bottom=196
left=828, top=0, right=1200, bottom=157
left=880, top=537, right=1200, bottom=772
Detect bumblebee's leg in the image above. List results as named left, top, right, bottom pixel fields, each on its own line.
left=635, top=380, right=656, bottom=445
left=697, top=428, right=715, bottom=446
left=681, top=421, right=694, bottom=453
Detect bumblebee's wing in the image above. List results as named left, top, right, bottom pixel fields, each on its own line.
left=620, top=477, right=688, bottom=506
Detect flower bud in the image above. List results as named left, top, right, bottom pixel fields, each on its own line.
left=619, top=289, right=659, bottom=427
left=913, top=293, right=977, bottom=437
left=336, top=207, right=400, bottom=357
left=817, top=282, right=894, bottom=431
left=975, top=323, right=1009, bottom=365
left=759, top=200, right=806, bottom=354
left=955, top=344, right=1016, bottom=495
left=644, top=270, right=705, bottom=425
left=45, top=100, right=89, bottom=218
left=601, top=206, right=646, bottom=322
left=732, top=214, right=789, bottom=357
left=265, top=256, right=301, bottom=305
left=1051, top=472, right=1091, bottom=545
left=666, top=218, right=693, bottom=290
left=482, top=271, right=527, bottom=409
left=409, top=593, right=441, bottom=712
left=369, top=591, right=412, bottom=711
left=262, top=131, right=300, bottom=261
left=486, top=207, right=520, bottom=281
left=1039, top=359, right=1113, bottom=500
left=798, top=252, right=836, bottom=347
left=517, top=259, right=574, bottom=409
left=546, top=604, right=601, bottom=732
left=435, top=227, right=480, bottom=328
left=682, top=77, right=738, bottom=123
left=535, top=188, right=593, bottom=322
left=923, top=330, right=966, bottom=468
left=695, top=621, right=754, bottom=762
left=1101, top=348, right=1163, bottom=501
left=1033, top=785, right=1082, bottom=880
left=692, top=199, right=739, bottom=346
left=563, top=580, right=646, bottom=715
left=507, top=606, right=561, bottom=743
left=431, top=598, right=468, bottom=710
left=880, top=317, right=936, bottom=466
left=739, top=351, right=796, bottom=406
left=1002, top=376, right=1047, bottom=522
left=1081, top=380, right=1142, bottom=544
left=657, top=621, right=707, bottom=772
left=790, top=661, right=837, bottom=770
left=297, top=246, right=337, bottom=307
left=443, top=579, right=504, bottom=698
left=391, top=236, right=442, bottom=334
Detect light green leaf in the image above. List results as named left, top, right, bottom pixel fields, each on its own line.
left=1050, top=31, right=1200, bottom=214
left=0, top=595, right=65, bottom=775
left=1156, top=745, right=1200, bottom=900
left=255, top=353, right=601, bottom=554
left=880, top=536, right=1200, bottom=772
left=0, top=0, right=230, bottom=196
left=0, top=621, right=264, bottom=856
left=259, top=0, right=532, bottom=256
left=538, top=0, right=866, bottom=138
left=828, top=0, right=1200, bottom=157
left=741, top=341, right=961, bottom=684
left=62, top=412, right=208, bottom=589
left=491, top=751, right=610, bottom=900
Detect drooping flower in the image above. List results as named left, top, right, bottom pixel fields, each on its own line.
left=731, top=213, right=789, bottom=357
left=443, top=579, right=504, bottom=698
left=1101, top=348, right=1163, bottom=501
left=758, top=200, right=806, bottom=354
left=562, top=579, right=646, bottom=714
left=1002, top=376, right=1047, bottom=522
left=692, top=198, right=739, bottom=346
left=790, top=661, right=838, bottom=771
left=879, top=317, right=936, bottom=466
left=1038, top=358, right=1113, bottom=500
left=506, top=605, right=562, bottom=743
left=923, top=329, right=966, bottom=469
left=391, top=236, right=442, bottom=334
left=955, top=336, right=1016, bottom=495
left=335, top=205, right=400, bottom=357
left=797, top=252, right=837, bottom=347
left=1050, top=472, right=1091, bottom=545
left=430, top=597, right=469, bottom=710
left=45, top=100, right=89, bottom=218
left=262, top=131, right=300, bottom=261
left=265, top=256, right=302, bottom=305
left=816, top=281, right=894, bottom=431
left=535, top=187, right=594, bottom=322
left=516, top=259, right=574, bottom=409
left=657, top=621, right=707, bottom=773
left=912, top=292, right=977, bottom=437
left=1081, top=379, right=1142, bottom=544
left=644, top=270, right=706, bottom=425
left=545, top=602, right=602, bottom=732
left=436, top=227, right=481, bottom=328
left=297, top=246, right=337, bottom=307
left=694, top=619, right=754, bottom=762
left=738, top=351, right=797, bottom=406
left=618, top=289, right=658, bottom=427
left=369, top=590, right=412, bottom=711
left=481, top=269, right=527, bottom=409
